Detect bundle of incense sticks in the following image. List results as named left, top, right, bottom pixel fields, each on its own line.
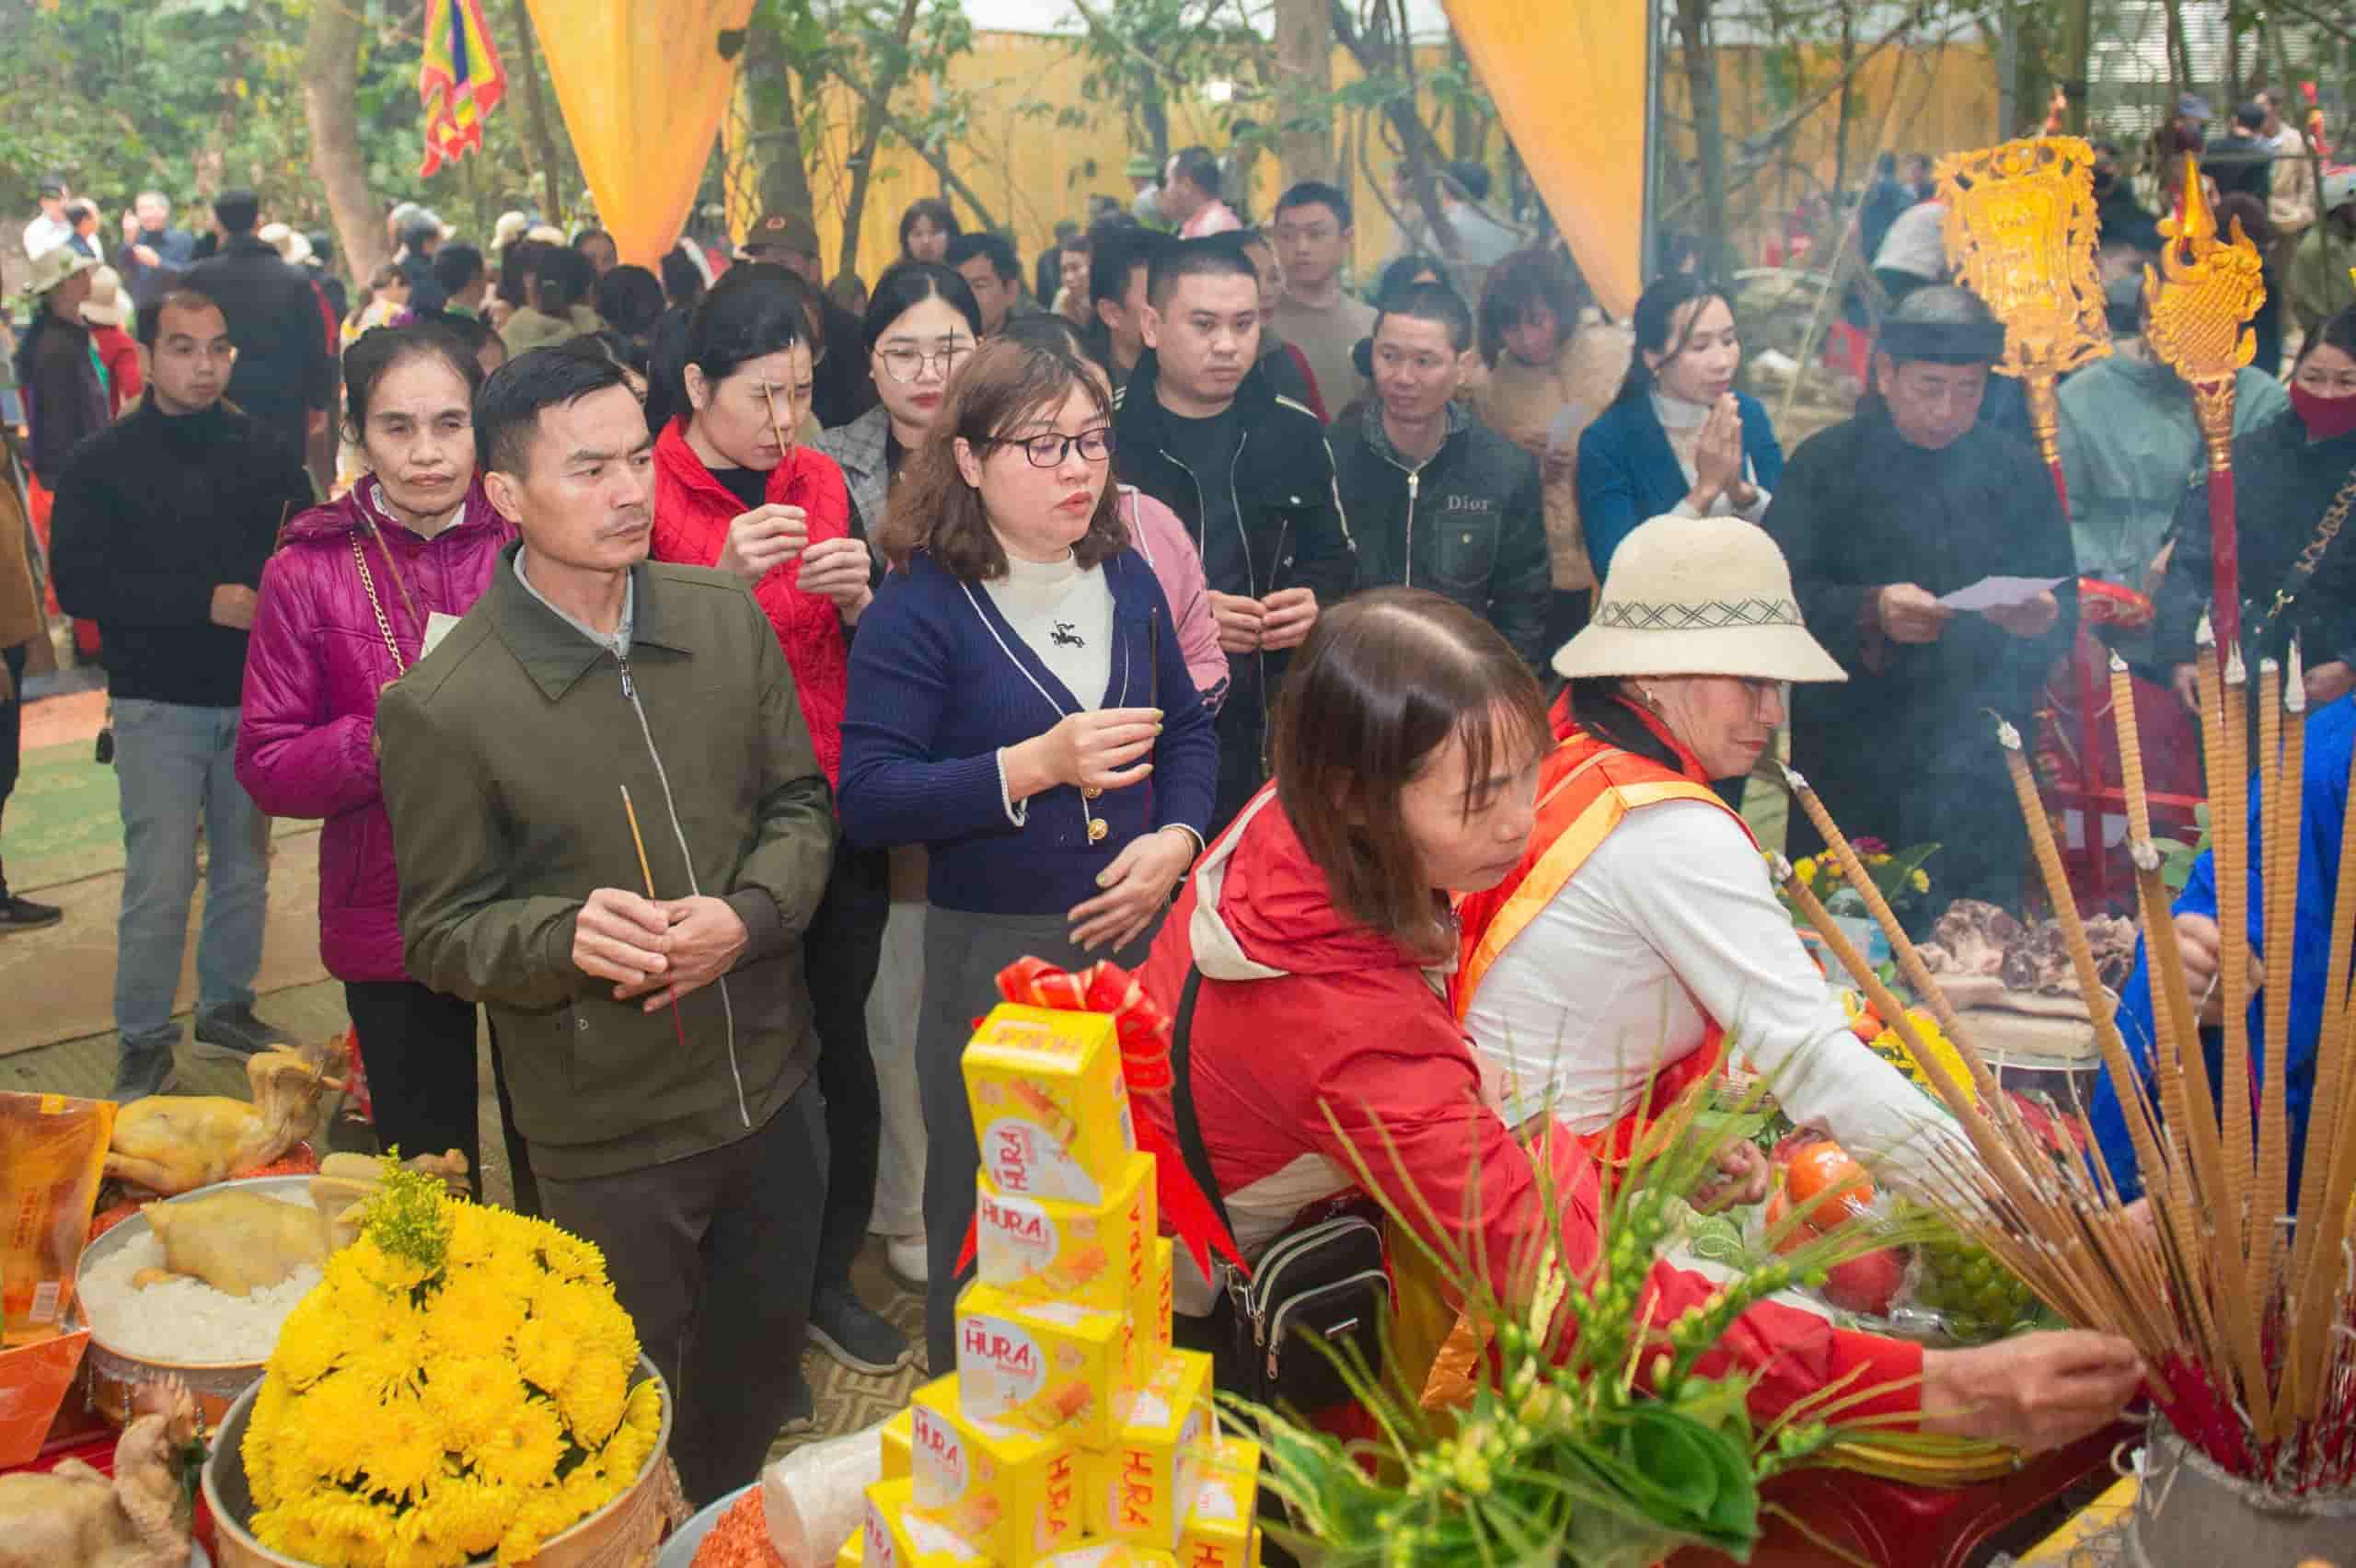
left=1778, top=655, right=2356, bottom=1490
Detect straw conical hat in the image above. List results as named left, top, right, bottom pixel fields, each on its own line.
left=1553, top=513, right=1847, bottom=685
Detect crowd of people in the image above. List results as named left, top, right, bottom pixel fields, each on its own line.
left=6, top=103, right=2354, bottom=1506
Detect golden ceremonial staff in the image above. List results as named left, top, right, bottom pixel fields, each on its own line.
left=1936, top=135, right=2110, bottom=516
left=2141, top=158, right=2267, bottom=656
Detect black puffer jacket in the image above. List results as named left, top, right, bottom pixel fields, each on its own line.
left=1330, top=401, right=1552, bottom=669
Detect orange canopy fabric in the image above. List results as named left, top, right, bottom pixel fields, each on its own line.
left=523, top=0, right=756, bottom=267
left=1442, top=0, right=1648, bottom=317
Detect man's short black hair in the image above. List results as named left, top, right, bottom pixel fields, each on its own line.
left=1091, top=225, right=1167, bottom=309
left=1273, top=180, right=1352, bottom=231
left=946, top=230, right=1022, bottom=285
left=1146, top=236, right=1256, bottom=308
left=2235, top=100, right=2269, bottom=132
left=573, top=227, right=615, bottom=255
left=475, top=345, right=633, bottom=478
left=1374, top=281, right=1474, bottom=354
left=136, top=284, right=228, bottom=350
left=400, top=222, right=442, bottom=255
left=432, top=243, right=486, bottom=296
left=1169, top=145, right=1220, bottom=199
left=214, top=190, right=260, bottom=234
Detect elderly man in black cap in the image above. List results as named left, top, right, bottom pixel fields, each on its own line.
left=1761, top=285, right=2080, bottom=907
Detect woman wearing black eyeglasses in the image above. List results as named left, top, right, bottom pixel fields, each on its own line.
left=838, top=333, right=1216, bottom=1374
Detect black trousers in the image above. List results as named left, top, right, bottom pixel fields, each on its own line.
left=341, top=978, right=537, bottom=1215
left=803, top=841, right=891, bottom=1290
left=0, top=642, right=22, bottom=900
left=537, top=1083, right=826, bottom=1506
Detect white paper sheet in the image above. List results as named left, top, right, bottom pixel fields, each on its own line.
left=1935, top=575, right=2067, bottom=614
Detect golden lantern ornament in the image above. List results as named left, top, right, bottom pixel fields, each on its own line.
left=1936, top=136, right=2111, bottom=509
left=2142, top=156, right=2267, bottom=652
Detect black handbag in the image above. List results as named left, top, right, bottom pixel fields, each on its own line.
left=1168, top=966, right=1391, bottom=1413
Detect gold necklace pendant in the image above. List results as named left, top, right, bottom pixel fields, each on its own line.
left=1082, top=785, right=1103, bottom=800
left=1088, top=817, right=1110, bottom=844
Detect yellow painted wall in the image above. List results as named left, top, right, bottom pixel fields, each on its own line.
left=743, top=30, right=1999, bottom=295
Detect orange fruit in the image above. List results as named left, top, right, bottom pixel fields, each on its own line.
left=1784, top=1142, right=1875, bottom=1230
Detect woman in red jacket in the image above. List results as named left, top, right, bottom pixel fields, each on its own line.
left=1138, top=588, right=2147, bottom=1449
left=649, top=267, right=910, bottom=1424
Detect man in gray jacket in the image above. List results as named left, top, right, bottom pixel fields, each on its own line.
left=377, top=347, right=836, bottom=1505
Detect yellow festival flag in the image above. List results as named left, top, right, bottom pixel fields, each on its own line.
left=1442, top=0, right=1648, bottom=317
left=522, top=0, right=757, bottom=266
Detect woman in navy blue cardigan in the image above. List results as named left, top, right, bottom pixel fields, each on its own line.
left=839, top=335, right=1215, bottom=1370
left=1575, top=272, right=1784, bottom=582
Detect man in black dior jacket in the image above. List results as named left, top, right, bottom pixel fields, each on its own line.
left=1113, top=239, right=1354, bottom=835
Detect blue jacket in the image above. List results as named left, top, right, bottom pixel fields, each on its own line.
left=839, top=548, right=1217, bottom=916
left=1575, top=389, right=1784, bottom=582
left=2095, top=696, right=2350, bottom=1207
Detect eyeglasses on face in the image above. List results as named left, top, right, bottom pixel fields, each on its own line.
left=992, top=427, right=1115, bottom=467
left=875, top=342, right=973, bottom=383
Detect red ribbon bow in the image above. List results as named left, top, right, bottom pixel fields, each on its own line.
left=954, top=958, right=1245, bottom=1286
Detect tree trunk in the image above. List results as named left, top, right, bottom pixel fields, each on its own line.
left=1671, top=0, right=1731, bottom=281
left=746, top=20, right=817, bottom=219
left=2161, top=0, right=2190, bottom=106
left=299, top=0, right=384, bottom=290
left=1274, top=0, right=1333, bottom=186
left=509, top=0, right=565, bottom=222
left=837, top=0, right=923, bottom=277
left=1832, top=0, right=1855, bottom=197
left=2062, top=0, right=2092, bottom=133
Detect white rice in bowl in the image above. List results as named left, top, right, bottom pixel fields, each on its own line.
left=78, top=1191, right=323, bottom=1365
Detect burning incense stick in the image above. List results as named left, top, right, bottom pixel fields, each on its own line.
left=619, top=784, right=690, bottom=1054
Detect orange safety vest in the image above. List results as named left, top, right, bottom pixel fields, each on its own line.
left=1454, top=698, right=1757, bottom=1164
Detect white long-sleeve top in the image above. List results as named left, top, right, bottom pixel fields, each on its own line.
left=1462, top=798, right=1970, bottom=1177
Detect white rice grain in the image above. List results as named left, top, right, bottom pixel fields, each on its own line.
left=78, top=1192, right=324, bottom=1365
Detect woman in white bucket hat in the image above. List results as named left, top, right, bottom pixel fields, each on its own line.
left=1453, top=512, right=1972, bottom=1194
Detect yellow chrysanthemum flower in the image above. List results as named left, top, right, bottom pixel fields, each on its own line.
left=558, top=1350, right=629, bottom=1448
left=295, top=1370, right=382, bottom=1485
left=475, top=1395, right=566, bottom=1492
left=511, top=1313, right=581, bottom=1395
left=498, top=1487, right=587, bottom=1565
left=422, top=1352, right=529, bottom=1449
left=360, top=1389, right=445, bottom=1502
left=268, top=1294, right=348, bottom=1390
left=520, top=1215, right=608, bottom=1285
left=1793, top=855, right=1818, bottom=883
left=338, top=1334, right=427, bottom=1406
left=416, top=1470, right=518, bottom=1559
left=423, top=1268, right=529, bottom=1352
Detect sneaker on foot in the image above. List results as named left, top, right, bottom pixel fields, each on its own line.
left=884, top=1236, right=928, bottom=1290
left=808, top=1286, right=913, bottom=1376
left=780, top=1372, right=816, bottom=1438
left=0, top=894, right=62, bottom=932
left=190, top=1004, right=295, bottom=1061
left=110, top=1052, right=179, bottom=1101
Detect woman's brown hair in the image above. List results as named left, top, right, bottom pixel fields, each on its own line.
left=879, top=335, right=1128, bottom=581
left=1274, top=590, right=1551, bottom=960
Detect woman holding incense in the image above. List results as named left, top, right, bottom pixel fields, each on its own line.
left=2095, top=690, right=2355, bottom=1207
left=649, top=270, right=915, bottom=1399
left=237, top=321, right=533, bottom=1208
left=1139, top=587, right=2145, bottom=1447
left=1457, top=514, right=1974, bottom=1186
left=2156, top=306, right=2356, bottom=711
left=838, top=333, right=1216, bottom=1375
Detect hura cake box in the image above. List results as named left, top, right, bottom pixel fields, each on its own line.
left=883, top=1406, right=913, bottom=1481
left=1177, top=1436, right=1263, bottom=1568
left=1125, top=1237, right=1174, bottom=1387
left=975, top=1150, right=1156, bottom=1314
left=1037, top=1541, right=1179, bottom=1566
left=957, top=1281, right=1128, bottom=1448
left=860, top=1477, right=991, bottom=1567
left=965, top=1003, right=1136, bottom=1204
left=1086, top=1349, right=1212, bottom=1551
left=912, top=1374, right=1086, bottom=1565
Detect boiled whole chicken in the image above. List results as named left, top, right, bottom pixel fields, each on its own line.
left=103, top=1040, right=341, bottom=1194
left=0, top=1378, right=197, bottom=1568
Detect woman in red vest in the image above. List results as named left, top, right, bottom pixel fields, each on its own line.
left=1456, top=513, right=1971, bottom=1188
left=1138, top=587, right=2143, bottom=1447
left=649, top=267, right=913, bottom=1426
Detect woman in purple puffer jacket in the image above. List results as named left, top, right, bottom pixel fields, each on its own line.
left=236, top=322, right=533, bottom=1208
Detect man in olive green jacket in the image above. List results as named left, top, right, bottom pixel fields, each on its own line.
left=377, top=348, right=835, bottom=1505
